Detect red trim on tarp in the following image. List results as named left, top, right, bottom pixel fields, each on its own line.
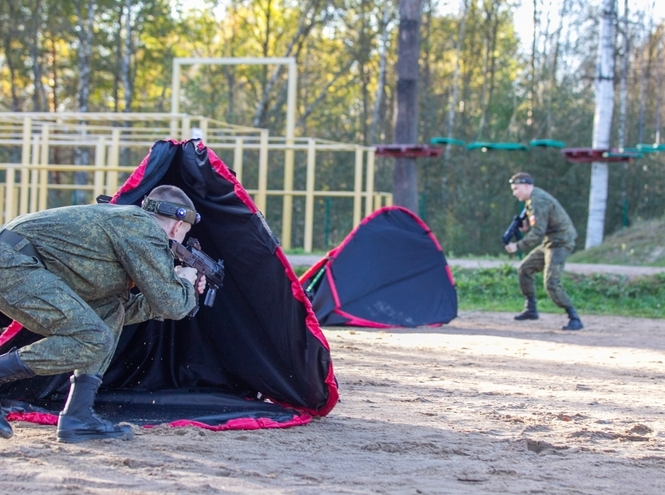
left=334, top=309, right=393, bottom=329
left=6, top=411, right=312, bottom=431
left=110, top=139, right=180, bottom=203
left=204, top=144, right=339, bottom=416
left=147, top=411, right=312, bottom=431
left=6, top=411, right=58, bottom=425
left=445, top=264, right=455, bottom=286
left=0, top=320, right=24, bottom=347
left=2, top=139, right=339, bottom=429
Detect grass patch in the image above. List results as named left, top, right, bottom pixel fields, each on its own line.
left=568, top=218, right=665, bottom=266
left=292, top=264, right=665, bottom=318
left=453, top=265, right=665, bottom=318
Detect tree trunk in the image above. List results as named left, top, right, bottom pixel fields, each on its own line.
left=121, top=0, right=134, bottom=113
left=617, top=0, right=628, bottom=149
left=369, top=0, right=391, bottom=145
left=74, top=0, right=96, bottom=205
left=393, top=0, right=422, bottom=214
left=585, top=0, right=615, bottom=249
left=30, top=0, right=47, bottom=112
left=444, top=0, right=467, bottom=161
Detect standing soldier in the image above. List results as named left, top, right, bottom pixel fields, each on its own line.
left=504, top=172, right=583, bottom=331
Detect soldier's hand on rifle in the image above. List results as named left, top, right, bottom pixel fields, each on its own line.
left=195, top=274, right=207, bottom=295
left=505, top=242, right=518, bottom=254
left=175, top=266, right=207, bottom=294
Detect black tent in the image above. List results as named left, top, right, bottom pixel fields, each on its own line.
left=300, top=207, right=457, bottom=328
left=0, top=139, right=338, bottom=431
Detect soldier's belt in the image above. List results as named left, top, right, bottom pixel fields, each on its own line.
left=0, top=229, right=43, bottom=263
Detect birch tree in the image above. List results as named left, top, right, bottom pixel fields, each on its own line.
left=585, top=0, right=615, bottom=248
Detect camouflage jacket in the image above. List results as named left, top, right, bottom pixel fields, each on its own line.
left=516, top=187, right=577, bottom=251
left=3, top=203, right=197, bottom=323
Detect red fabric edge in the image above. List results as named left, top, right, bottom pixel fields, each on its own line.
left=0, top=320, right=24, bottom=347
left=144, top=411, right=312, bottom=431
left=204, top=145, right=339, bottom=417
left=334, top=309, right=393, bottom=329
left=6, top=411, right=312, bottom=431
left=6, top=412, right=59, bottom=426
left=445, top=264, right=456, bottom=286
left=110, top=139, right=181, bottom=204
left=3, top=139, right=338, bottom=427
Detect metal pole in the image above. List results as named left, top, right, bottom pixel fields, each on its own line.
left=353, top=147, right=363, bottom=226
left=19, top=117, right=32, bottom=215
left=304, top=138, right=316, bottom=252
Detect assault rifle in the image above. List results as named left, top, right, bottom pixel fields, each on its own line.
left=169, top=238, right=225, bottom=316
left=502, top=208, right=527, bottom=246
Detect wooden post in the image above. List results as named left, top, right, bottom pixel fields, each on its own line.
left=256, top=130, right=269, bottom=213
left=30, top=135, right=40, bottom=213
left=233, top=138, right=244, bottom=184
left=353, top=147, right=364, bottom=226
left=365, top=148, right=376, bottom=216
left=281, top=61, right=298, bottom=250
left=4, top=164, right=15, bottom=223
left=181, top=116, right=191, bottom=140
left=107, top=129, right=120, bottom=195
left=93, top=137, right=106, bottom=201
left=19, top=116, right=32, bottom=215
left=38, top=124, right=50, bottom=211
left=304, top=138, right=316, bottom=253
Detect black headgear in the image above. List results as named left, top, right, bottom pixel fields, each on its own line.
left=141, top=197, right=201, bottom=225
left=509, top=172, right=534, bottom=185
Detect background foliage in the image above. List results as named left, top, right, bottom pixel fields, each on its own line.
left=1, top=0, right=665, bottom=254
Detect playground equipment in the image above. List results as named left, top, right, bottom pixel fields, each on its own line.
left=466, top=141, right=529, bottom=151
left=430, top=137, right=465, bottom=147
left=636, top=143, right=665, bottom=152
left=561, top=147, right=641, bottom=163
left=0, top=113, right=390, bottom=253
left=374, top=144, right=443, bottom=158
left=529, top=139, right=566, bottom=148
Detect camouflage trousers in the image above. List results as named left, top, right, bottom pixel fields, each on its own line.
left=518, top=243, right=574, bottom=309
left=0, top=242, right=124, bottom=376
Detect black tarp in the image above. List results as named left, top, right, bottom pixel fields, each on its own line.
left=0, top=139, right=338, bottom=429
left=300, top=207, right=457, bottom=328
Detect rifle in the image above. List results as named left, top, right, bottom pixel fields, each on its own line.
left=169, top=238, right=225, bottom=316
left=502, top=208, right=527, bottom=246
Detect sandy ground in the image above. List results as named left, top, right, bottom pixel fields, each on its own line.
left=1, top=311, right=665, bottom=494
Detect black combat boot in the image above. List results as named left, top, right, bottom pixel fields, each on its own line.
left=514, top=296, right=539, bottom=320
left=56, top=374, right=133, bottom=443
left=0, top=348, right=36, bottom=439
left=562, top=306, right=584, bottom=331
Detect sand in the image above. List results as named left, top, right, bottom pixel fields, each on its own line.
left=1, top=311, right=665, bottom=494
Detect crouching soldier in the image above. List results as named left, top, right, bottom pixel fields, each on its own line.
left=0, top=185, right=206, bottom=442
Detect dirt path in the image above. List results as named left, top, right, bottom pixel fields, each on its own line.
left=1, top=312, right=664, bottom=494
left=287, top=254, right=665, bottom=279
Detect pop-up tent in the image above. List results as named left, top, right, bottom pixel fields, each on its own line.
left=299, top=207, right=457, bottom=328
left=0, top=139, right=338, bottom=431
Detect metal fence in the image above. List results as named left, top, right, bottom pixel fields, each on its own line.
left=0, top=113, right=392, bottom=252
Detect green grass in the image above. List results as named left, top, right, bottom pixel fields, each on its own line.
left=293, top=264, right=665, bottom=318
left=568, top=218, right=665, bottom=266
left=291, top=217, right=665, bottom=318
left=453, top=265, right=665, bottom=318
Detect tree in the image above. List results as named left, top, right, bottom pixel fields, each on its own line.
left=585, top=0, right=615, bottom=249
left=392, top=0, right=422, bottom=213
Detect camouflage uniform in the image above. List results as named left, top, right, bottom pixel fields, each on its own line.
left=515, top=187, right=577, bottom=308
left=0, top=204, right=197, bottom=376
